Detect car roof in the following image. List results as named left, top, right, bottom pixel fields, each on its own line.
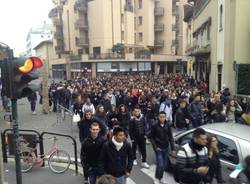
left=201, top=123, right=250, bottom=141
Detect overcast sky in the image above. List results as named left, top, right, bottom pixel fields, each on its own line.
left=0, top=0, right=54, bottom=56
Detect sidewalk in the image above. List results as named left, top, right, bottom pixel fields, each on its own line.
left=4, top=162, right=84, bottom=184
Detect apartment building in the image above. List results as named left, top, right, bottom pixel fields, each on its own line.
left=26, top=24, right=53, bottom=56
left=184, top=0, right=250, bottom=94
left=48, top=0, right=188, bottom=79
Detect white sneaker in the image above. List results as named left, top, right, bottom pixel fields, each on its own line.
left=133, top=160, right=138, bottom=165
left=32, top=111, right=37, bottom=115
left=154, top=179, right=161, bottom=184
left=141, top=162, right=150, bottom=169
left=160, top=179, right=168, bottom=184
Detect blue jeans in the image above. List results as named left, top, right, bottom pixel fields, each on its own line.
left=155, top=148, right=168, bottom=180
left=30, top=100, right=36, bottom=112
left=116, top=176, right=127, bottom=184
left=88, top=167, right=99, bottom=184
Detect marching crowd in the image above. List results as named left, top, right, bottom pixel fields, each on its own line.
left=45, top=73, right=250, bottom=184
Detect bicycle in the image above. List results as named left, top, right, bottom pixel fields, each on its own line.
left=19, top=136, right=71, bottom=174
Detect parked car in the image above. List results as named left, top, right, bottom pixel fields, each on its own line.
left=167, top=123, right=250, bottom=183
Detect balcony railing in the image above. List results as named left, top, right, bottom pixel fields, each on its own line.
left=75, top=19, right=88, bottom=30
left=154, top=40, right=164, bottom=47
left=89, top=53, right=125, bottom=60
left=154, top=24, right=164, bottom=32
left=172, top=24, right=179, bottom=31
left=75, top=37, right=89, bottom=47
left=55, top=45, right=64, bottom=53
left=54, top=31, right=63, bottom=40
left=53, top=18, right=62, bottom=27
left=154, top=7, right=164, bottom=16
left=172, top=39, right=179, bottom=45
left=74, top=1, right=88, bottom=12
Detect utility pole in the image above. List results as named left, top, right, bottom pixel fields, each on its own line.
left=0, top=141, right=5, bottom=184
left=42, top=45, right=50, bottom=114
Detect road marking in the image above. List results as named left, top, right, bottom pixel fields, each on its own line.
left=141, top=164, right=177, bottom=184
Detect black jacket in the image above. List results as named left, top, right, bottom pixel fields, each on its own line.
left=117, top=112, right=130, bottom=129
left=99, top=140, right=133, bottom=177
left=81, top=135, right=106, bottom=169
left=175, top=107, right=190, bottom=129
left=78, top=117, right=107, bottom=143
left=129, top=114, right=146, bottom=140
left=208, top=153, right=223, bottom=183
left=149, top=120, right=175, bottom=150
left=73, top=102, right=84, bottom=119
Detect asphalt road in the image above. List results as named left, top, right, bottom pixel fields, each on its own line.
left=0, top=98, right=177, bottom=184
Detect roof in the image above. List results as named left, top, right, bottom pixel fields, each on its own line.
left=201, top=123, right=250, bottom=141
left=33, top=40, right=53, bottom=50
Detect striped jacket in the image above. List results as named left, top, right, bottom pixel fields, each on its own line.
left=176, top=142, right=209, bottom=184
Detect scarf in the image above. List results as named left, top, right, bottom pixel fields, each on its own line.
left=112, top=136, right=124, bottom=151
left=190, top=139, right=205, bottom=152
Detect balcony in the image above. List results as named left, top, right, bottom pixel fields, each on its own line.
left=172, top=39, right=179, bottom=46
left=188, top=42, right=211, bottom=56
left=75, top=19, right=88, bottom=30
left=124, top=4, right=133, bottom=12
left=89, top=53, right=125, bottom=60
left=154, top=24, right=164, bottom=32
left=55, top=45, right=64, bottom=53
left=172, top=24, right=179, bottom=31
left=53, top=18, right=62, bottom=27
left=154, top=7, right=164, bottom=16
left=54, top=31, right=63, bottom=40
left=74, top=1, right=88, bottom=12
left=75, top=37, right=89, bottom=47
left=154, top=40, right=164, bottom=47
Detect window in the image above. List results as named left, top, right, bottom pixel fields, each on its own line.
left=121, top=14, right=124, bottom=24
left=121, top=31, right=125, bottom=41
left=139, top=32, right=143, bottom=42
left=219, top=5, right=223, bottom=31
left=138, top=16, right=143, bottom=25
left=178, top=132, right=194, bottom=146
left=111, top=63, right=118, bottom=69
left=217, top=136, right=239, bottom=164
left=207, top=25, right=210, bottom=41
left=139, top=0, right=142, bottom=9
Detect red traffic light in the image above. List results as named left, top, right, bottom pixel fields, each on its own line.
left=18, top=57, right=43, bottom=73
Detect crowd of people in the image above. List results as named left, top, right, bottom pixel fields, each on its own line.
left=45, top=73, right=250, bottom=184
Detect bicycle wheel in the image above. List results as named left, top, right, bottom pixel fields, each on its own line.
left=20, top=150, right=35, bottom=173
left=48, top=150, right=71, bottom=174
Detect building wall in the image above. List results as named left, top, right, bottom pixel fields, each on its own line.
left=192, top=0, right=218, bottom=91
left=223, top=0, right=250, bottom=94
left=135, top=0, right=154, bottom=47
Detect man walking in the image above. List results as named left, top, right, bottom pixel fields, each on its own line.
left=176, top=128, right=209, bottom=184
left=175, top=100, right=191, bottom=132
left=189, top=94, right=203, bottom=128
left=129, top=106, right=150, bottom=168
left=149, top=111, right=176, bottom=184
left=99, top=127, right=133, bottom=184
left=27, top=91, right=37, bottom=115
left=81, top=123, right=106, bottom=184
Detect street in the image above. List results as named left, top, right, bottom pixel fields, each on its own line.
left=0, top=99, right=176, bottom=184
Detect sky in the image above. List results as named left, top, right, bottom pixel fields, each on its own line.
left=0, top=0, right=55, bottom=56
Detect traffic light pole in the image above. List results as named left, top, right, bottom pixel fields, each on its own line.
left=11, top=99, right=22, bottom=184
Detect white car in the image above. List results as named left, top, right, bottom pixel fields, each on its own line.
left=167, top=123, right=250, bottom=183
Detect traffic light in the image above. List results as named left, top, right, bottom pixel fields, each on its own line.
left=7, top=57, right=43, bottom=99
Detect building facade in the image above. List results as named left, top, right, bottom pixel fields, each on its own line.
left=26, top=24, right=53, bottom=56
left=48, top=0, right=188, bottom=79
left=185, top=0, right=250, bottom=94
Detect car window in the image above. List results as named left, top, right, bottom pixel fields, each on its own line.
left=217, top=135, right=239, bottom=165
left=178, top=132, right=194, bottom=146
